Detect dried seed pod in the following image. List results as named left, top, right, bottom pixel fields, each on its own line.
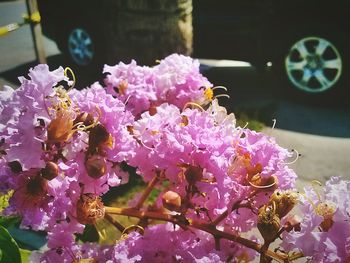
left=85, top=155, right=107, bottom=179
left=76, top=194, right=105, bottom=225
left=270, top=190, right=299, bottom=219
left=257, top=204, right=281, bottom=243
left=162, top=191, right=182, bottom=212
left=41, top=161, right=59, bottom=180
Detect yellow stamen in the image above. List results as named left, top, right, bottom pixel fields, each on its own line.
left=315, top=201, right=336, bottom=218
left=120, top=224, right=145, bottom=240
left=204, top=87, right=214, bottom=101
left=118, top=80, right=128, bottom=95
left=64, top=67, right=76, bottom=90
left=183, top=102, right=205, bottom=112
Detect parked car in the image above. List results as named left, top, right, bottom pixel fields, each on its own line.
left=38, top=0, right=349, bottom=99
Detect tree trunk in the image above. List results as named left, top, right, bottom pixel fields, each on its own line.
left=104, top=0, right=193, bottom=65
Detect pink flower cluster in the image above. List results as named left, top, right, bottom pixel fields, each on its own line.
left=0, top=54, right=349, bottom=262
left=282, top=177, right=350, bottom=262
left=104, top=54, right=213, bottom=117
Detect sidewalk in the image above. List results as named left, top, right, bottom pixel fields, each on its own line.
left=263, top=127, right=350, bottom=188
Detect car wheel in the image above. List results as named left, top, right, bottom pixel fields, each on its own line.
left=272, top=26, right=348, bottom=105
left=285, top=36, right=342, bottom=94
left=56, top=23, right=106, bottom=86
left=67, top=27, right=95, bottom=66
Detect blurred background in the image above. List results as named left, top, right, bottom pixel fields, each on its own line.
left=0, top=0, right=349, bottom=186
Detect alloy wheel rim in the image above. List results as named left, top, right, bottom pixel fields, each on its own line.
left=285, top=37, right=342, bottom=93
left=68, top=28, right=94, bottom=66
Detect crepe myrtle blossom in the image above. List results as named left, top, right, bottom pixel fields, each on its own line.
left=281, top=177, right=350, bottom=262
left=31, top=242, right=114, bottom=263
left=129, top=102, right=297, bottom=232
left=0, top=66, right=136, bottom=241
left=103, top=54, right=214, bottom=117
left=0, top=65, right=67, bottom=170
left=110, top=223, right=257, bottom=262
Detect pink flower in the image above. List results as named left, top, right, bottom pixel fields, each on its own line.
left=112, top=223, right=257, bottom=262
left=103, top=60, right=156, bottom=117
left=103, top=54, right=213, bottom=117
left=282, top=177, right=350, bottom=262
left=153, top=54, right=213, bottom=108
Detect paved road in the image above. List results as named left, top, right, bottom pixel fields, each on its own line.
left=0, top=0, right=60, bottom=70
left=1, top=0, right=350, bottom=188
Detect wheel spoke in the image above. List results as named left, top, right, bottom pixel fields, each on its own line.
left=314, top=70, right=331, bottom=88
left=286, top=60, right=306, bottom=71
left=84, top=37, right=92, bottom=45
left=315, top=39, right=329, bottom=56
left=84, top=49, right=94, bottom=59
left=68, top=37, right=78, bottom=47
left=72, top=48, right=82, bottom=56
left=294, top=41, right=309, bottom=58
left=300, top=70, right=312, bottom=86
left=76, top=29, right=83, bottom=40
left=323, top=58, right=342, bottom=70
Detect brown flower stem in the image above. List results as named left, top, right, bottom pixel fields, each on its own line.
left=211, top=209, right=228, bottom=226
left=104, top=213, right=125, bottom=233
left=211, top=198, right=254, bottom=226
left=134, top=174, right=159, bottom=210
left=104, top=206, right=288, bottom=263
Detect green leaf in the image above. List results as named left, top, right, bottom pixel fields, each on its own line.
left=0, top=216, right=20, bottom=229
left=19, top=249, right=31, bottom=263
left=0, top=225, right=21, bottom=263
left=76, top=224, right=99, bottom=243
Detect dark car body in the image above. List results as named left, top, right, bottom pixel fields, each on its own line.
left=38, top=0, right=350, bottom=97
left=193, top=0, right=349, bottom=62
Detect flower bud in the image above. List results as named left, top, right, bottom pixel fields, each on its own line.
left=270, top=190, right=299, bottom=219
left=26, top=174, right=48, bottom=198
left=85, top=155, right=107, bottom=179
left=184, top=165, right=203, bottom=184
left=41, top=161, right=59, bottom=180
left=88, top=124, right=113, bottom=153
left=149, top=106, right=157, bottom=116
left=284, top=214, right=302, bottom=232
left=162, top=191, right=181, bottom=212
left=76, top=194, right=105, bottom=225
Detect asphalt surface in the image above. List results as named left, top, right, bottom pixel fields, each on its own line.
left=1, top=0, right=350, bottom=189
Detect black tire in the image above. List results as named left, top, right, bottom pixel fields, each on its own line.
left=272, top=22, right=348, bottom=106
